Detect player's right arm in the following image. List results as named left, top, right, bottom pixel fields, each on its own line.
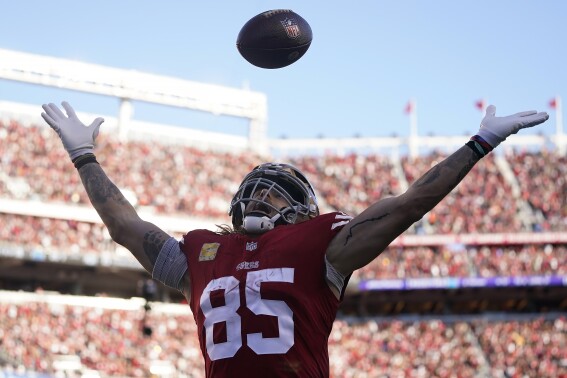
left=41, top=102, right=191, bottom=299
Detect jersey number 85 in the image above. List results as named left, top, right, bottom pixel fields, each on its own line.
left=200, top=268, right=295, bottom=360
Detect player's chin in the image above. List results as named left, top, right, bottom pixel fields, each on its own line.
left=246, top=210, right=273, bottom=218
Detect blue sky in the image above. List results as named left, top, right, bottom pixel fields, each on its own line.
left=0, top=1, right=564, bottom=139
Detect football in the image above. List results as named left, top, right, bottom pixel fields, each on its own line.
left=236, top=9, right=312, bottom=69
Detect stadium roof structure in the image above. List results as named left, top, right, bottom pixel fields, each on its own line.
left=0, top=48, right=269, bottom=153
left=0, top=48, right=564, bottom=157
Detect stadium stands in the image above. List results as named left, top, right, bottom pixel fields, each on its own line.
left=2, top=213, right=565, bottom=282
left=508, top=150, right=567, bottom=231
left=1, top=114, right=566, bottom=377
left=2, top=119, right=565, bottom=232
left=0, top=292, right=564, bottom=377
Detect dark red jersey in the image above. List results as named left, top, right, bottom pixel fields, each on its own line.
left=181, top=212, right=351, bottom=377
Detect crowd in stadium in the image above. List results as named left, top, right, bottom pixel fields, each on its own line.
left=1, top=117, right=566, bottom=378
left=2, top=117, right=567, bottom=282
left=400, top=152, right=525, bottom=234
left=1, top=119, right=565, bottom=232
left=353, top=243, right=566, bottom=282
left=331, top=316, right=565, bottom=378
left=510, top=151, right=567, bottom=232
left=2, top=118, right=566, bottom=285
left=0, top=213, right=114, bottom=258
left=1, top=212, right=566, bottom=283
left=0, top=300, right=564, bottom=377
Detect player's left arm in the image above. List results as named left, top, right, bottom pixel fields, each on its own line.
left=326, top=105, right=549, bottom=277
left=326, top=145, right=477, bottom=276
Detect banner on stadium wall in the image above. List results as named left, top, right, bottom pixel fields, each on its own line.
left=390, top=232, right=567, bottom=246
left=359, top=275, right=567, bottom=291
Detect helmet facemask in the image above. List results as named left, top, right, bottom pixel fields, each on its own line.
left=229, top=163, right=319, bottom=234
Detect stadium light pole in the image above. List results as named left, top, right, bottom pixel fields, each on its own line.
left=118, top=99, right=133, bottom=141
left=550, top=96, right=564, bottom=155
left=405, top=98, right=418, bottom=159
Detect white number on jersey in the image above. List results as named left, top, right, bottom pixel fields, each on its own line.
left=200, top=268, right=295, bottom=361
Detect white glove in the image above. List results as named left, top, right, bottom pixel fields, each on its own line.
left=41, top=101, right=104, bottom=160
left=477, top=105, right=549, bottom=149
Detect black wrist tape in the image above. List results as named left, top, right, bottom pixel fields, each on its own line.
left=466, top=140, right=485, bottom=159
left=466, top=135, right=494, bottom=159
left=72, top=153, right=98, bottom=169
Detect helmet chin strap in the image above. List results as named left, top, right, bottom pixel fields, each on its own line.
left=242, top=213, right=282, bottom=234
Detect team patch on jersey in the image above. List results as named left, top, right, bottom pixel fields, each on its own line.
left=199, top=243, right=220, bottom=261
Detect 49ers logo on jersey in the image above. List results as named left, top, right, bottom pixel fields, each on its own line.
left=199, top=243, right=220, bottom=261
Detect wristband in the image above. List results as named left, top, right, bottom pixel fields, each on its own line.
left=72, top=153, right=98, bottom=169
left=466, top=135, right=494, bottom=158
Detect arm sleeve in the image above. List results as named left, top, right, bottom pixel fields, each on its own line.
left=151, top=237, right=188, bottom=292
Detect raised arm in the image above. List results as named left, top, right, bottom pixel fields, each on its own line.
left=41, top=102, right=189, bottom=295
left=76, top=161, right=170, bottom=273
left=326, top=105, right=549, bottom=276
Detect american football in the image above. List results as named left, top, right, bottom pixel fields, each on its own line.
left=236, top=9, right=312, bottom=69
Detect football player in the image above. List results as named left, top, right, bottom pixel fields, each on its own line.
left=41, top=101, right=548, bottom=377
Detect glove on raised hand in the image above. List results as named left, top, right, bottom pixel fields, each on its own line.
left=41, top=101, right=104, bottom=160
left=476, top=105, right=549, bottom=149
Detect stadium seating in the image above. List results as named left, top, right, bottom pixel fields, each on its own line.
left=0, top=292, right=564, bottom=377
left=2, top=119, right=565, bottom=232
left=508, top=150, right=567, bottom=232
left=1, top=117, right=566, bottom=378
left=2, top=213, right=566, bottom=284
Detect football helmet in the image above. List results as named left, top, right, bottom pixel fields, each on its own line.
left=229, top=163, right=319, bottom=233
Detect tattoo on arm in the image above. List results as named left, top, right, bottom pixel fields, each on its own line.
left=80, top=164, right=130, bottom=206
left=344, top=213, right=390, bottom=246
left=143, top=230, right=167, bottom=266
left=413, top=150, right=478, bottom=189
left=458, top=157, right=477, bottom=181
left=413, top=165, right=441, bottom=187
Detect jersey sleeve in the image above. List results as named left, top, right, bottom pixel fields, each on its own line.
left=326, top=212, right=353, bottom=298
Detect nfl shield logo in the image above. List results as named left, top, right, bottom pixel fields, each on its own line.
left=280, top=18, right=301, bottom=39
left=246, top=241, right=258, bottom=252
